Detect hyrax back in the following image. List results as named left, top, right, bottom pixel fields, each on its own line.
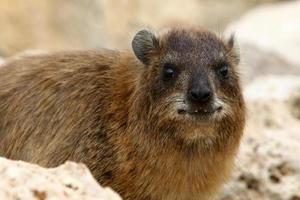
left=0, top=27, right=245, bottom=200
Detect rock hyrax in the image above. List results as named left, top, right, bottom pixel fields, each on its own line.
left=0, top=26, right=245, bottom=200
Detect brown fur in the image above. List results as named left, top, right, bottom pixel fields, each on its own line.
left=0, top=27, right=245, bottom=200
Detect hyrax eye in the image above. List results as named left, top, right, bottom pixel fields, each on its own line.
left=162, top=63, right=176, bottom=80
left=218, top=65, right=229, bottom=79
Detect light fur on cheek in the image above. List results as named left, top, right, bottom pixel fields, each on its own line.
left=213, top=97, right=233, bottom=120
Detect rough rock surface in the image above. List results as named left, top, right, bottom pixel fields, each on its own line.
left=0, top=157, right=121, bottom=200
left=219, top=76, right=300, bottom=200
left=225, top=0, right=300, bottom=83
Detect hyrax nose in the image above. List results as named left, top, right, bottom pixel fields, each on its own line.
left=189, top=87, right=212, bottom=103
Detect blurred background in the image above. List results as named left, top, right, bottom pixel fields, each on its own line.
left=0, top=0, right=293, bottom=56
left=0, top=0, right=299, bottom=199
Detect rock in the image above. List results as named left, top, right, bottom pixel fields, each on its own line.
left=223, top=6, right=300, bottom=199
left=218, top=76, right=300, bottom=200
left=225, top=1, right=300, bottom=83
left=0, top=157, right=121, bottom=200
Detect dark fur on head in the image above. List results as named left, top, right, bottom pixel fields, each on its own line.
left=131, top=27, right=243, bottom=146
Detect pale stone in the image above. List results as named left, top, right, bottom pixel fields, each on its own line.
left=219, top=75, right=300, bottom=200
left=0, top=157, right=122, bottom=200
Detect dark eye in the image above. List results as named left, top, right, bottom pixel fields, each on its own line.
left=218, top=65, right=229, bottom=79
left=162, top=63, right=176, bottom=81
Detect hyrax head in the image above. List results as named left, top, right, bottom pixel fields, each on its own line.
left=132, top=27, right=242, bottom=123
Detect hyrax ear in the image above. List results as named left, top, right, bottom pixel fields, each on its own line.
left=132, top=30, right=159, bottom=65
left=227, top=33, right=240, bottom=65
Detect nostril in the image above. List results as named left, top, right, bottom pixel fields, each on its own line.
left=189, top=88, right=212, bottom=102
left=201, top=90, right=211, bottom=101
left=190, top=90, right=198, bottom=101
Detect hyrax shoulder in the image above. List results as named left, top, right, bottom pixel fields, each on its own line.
left=0, top=26, right=245, bottom=200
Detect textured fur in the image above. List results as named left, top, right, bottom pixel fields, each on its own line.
left=0, top=27, right=245, bottom=200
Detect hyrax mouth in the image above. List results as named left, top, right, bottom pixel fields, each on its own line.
left=177, top=105, right=223, bottom=117
left=173, top=93, right=225, bottom=120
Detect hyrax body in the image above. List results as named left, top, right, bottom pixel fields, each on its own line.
left=0, top=27, right=245, bottom=200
